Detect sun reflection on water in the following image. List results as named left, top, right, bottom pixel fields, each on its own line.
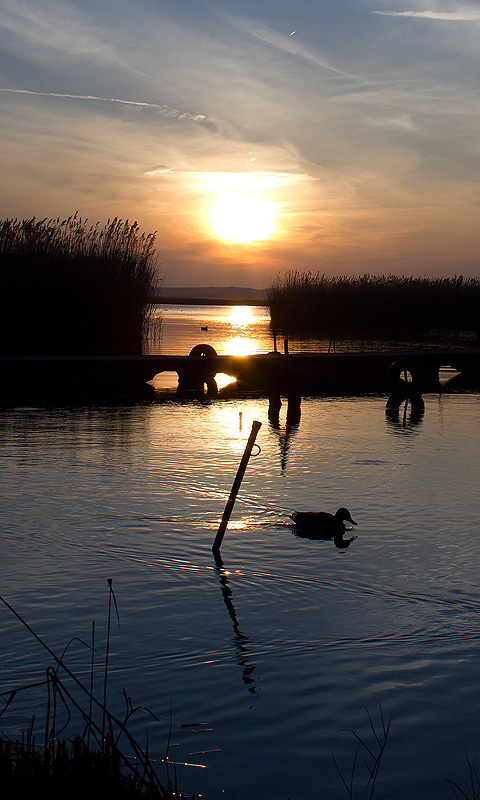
left=228, top=306, right=254, bottom=327
left=215, top=313, right=258, bottom=388
left=216, top=372, right=237, bottom=389
left=227, top=336, right=254, bottom=356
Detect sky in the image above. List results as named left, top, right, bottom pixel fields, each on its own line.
left=1, top=0, right=480, bottom=287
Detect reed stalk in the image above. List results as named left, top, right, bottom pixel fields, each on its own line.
left=1, top=590, right=478, bottom=799
left=0, top=591, right=187, bottom=799
left=447, top=756, right=480, bottom=799
left=333, top=703, right=391, bottom=799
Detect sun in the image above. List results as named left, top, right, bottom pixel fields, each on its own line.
left=209, top=191, right=275, bottom=243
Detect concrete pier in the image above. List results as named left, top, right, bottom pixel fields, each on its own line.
left=1, top=349, right=480, bottom=402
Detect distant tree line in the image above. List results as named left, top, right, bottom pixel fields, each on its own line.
left=0, top=214, right=160, bottom=355
left=267, top=271, right=480, bottom=341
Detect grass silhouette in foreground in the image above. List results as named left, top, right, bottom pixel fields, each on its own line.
left=1, top=587, right=479, bottom=799
left=267, top=271, right=480, bottom=343
left=0, top=214, right=160, bottom=355
left=0, top=585, right=187, bottom=799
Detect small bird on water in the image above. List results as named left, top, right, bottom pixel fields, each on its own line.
left=290, top=507, right=357, bottom=533
left=290, top=507, right=358, bottom=548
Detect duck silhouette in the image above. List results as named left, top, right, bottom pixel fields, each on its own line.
left=290, top=507, right=357, bottom=537
left=290, top=507, right=357, bottom=547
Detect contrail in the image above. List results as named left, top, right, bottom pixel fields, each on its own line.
left=0, top=87, right=213, bottom=125
left=0, top=87, right=164, bottom=107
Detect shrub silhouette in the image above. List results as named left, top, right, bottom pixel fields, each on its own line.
left=267, top=271, right=480, bottom=341
left=0, top=214, right=160, bottom=355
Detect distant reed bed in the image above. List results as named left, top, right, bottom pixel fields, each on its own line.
left=267, top=272, right=480, bottom=342
left=0, top=214, right=160, bottom=355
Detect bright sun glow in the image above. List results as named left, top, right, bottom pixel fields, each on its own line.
left=209, top=192, right=275, bottom=243
left=229, top=306, right=254, bottom=326
left=227, top=336, right=255, bottom=356
left=216, top=372, right=237, bottom=389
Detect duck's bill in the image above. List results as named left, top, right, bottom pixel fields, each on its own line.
left=348, top=516, right=358, bottom=525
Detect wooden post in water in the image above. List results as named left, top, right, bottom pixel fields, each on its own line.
left=212, top=420, right=262, bottom=554
left=272, top=327, right=278, bottom=353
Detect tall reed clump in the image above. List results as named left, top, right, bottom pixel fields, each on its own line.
left=0, top=214, right=160, bottom=355
left=267, top=271, right=480, bottom=341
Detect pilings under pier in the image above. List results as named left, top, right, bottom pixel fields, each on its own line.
left=168, top=347, right=480, bottom=399
left=1, top=349, right=480, bottom=402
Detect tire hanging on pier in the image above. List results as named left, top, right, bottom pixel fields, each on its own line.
left=177, top=343, right=218, bottom=398
left=188, top=344, right=217, bottom=358
left=386, top=358, right=425, bottom=413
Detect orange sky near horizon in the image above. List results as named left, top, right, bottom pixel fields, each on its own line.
left=1, top=1, right=480, bottom=287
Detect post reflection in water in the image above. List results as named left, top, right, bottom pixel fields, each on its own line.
left=212, top=551, right=258, bottom=695
left=385, top=400, right=425, bottom=432
left=268, top=388, right=302, bottom=473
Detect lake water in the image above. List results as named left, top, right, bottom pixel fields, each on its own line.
left=1, top=304, right=480, bottom=799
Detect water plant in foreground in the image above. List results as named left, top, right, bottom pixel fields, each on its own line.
left=333, top=703, right=391, bottom=799
left=2, top=586, right=478, bottom=799
left=447, top=757, right=480, bottom=800
left=0, top=585, right=188, bottom=799
left=0, top=214, right=161, bottom=355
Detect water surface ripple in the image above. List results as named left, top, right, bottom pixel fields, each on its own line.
left=2, top=328, right=480, bottom=798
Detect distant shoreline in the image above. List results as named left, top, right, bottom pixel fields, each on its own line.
left=153, top=295, right=268, bottom=306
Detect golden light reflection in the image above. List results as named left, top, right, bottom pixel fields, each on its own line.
left=229, top=305, right=254, bottom=327
left=216, top=372, right=237, bottom=390
left=226, top=520, right=248, bottom=530
left=215, top=333, right=254, bottom=389
left=214, top=310, right=258, bottom=389
left=227, top=336, right=254, bottom=356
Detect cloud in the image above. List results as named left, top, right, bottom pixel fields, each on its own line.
left=2, top=0, right=480, bottom=283
left=1, top=0, right=118, bottom=58
left=373, top=9, right=480, bottom=21
left=144, top=167, right=173, bottom=177
left=0, top=88, right=220, bottom=131
left=224, top=13, right=350, bottom=77
left=144, top=169, right=314, bottom=190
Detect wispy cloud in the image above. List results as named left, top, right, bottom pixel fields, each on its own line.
left=0, top=0, right=159, bottom=84
left=2, top=0, right=480, bottom=282
left=373, top=9, right=480, bottom=21
left=0, top=88, right=220, bottom=130
left=1, top=0, right=115, bottom=57
left=220, top=12, right=350, bottom=77
left=144, top=169, right=314, bottom=190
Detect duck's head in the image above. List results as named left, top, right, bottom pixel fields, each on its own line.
left=335, top=507, right=357, bottom=526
